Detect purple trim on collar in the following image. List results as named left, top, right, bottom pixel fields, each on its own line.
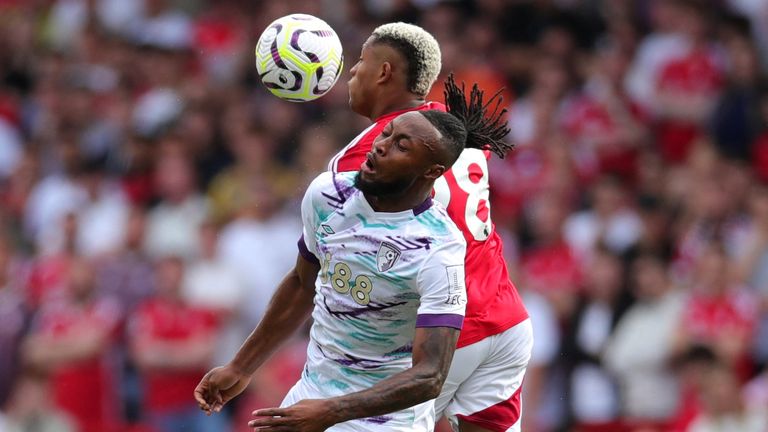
left=297, top=235, right=320, bottom=265
left=412, top=197, right=432, bottom=216
left=415, top=313, right=464, bottom=330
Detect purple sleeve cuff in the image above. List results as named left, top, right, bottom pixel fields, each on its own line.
left=297, top=235, right=320, bottom=265
left=415, top=313, right=464, bottom=330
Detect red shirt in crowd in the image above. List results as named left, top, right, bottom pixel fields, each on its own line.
left=33, top=297, right=121, bottom=432
left=655, top=48, right=723, bottom=163
left=130, top=299, right=218, bottom=412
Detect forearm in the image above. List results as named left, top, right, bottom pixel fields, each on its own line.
left=230, top=266, right=315, bottom=375
left=326, top=363, right=444, bottom=423
left=24, top=332, right=105, bottom=367
left=135, top=338, right=215, bottom=370
left=324, top=327, right=459, bottom=424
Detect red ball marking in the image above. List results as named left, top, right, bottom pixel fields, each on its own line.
left=467, top=163, right=484, bottom=184
left=476, top=199, right=489, bottom=222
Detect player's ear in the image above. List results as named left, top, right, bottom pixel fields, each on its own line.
left=424, top=164, right=445, bottom=180
left=378, top=62, right=392, bottom=84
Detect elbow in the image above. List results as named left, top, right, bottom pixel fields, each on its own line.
left=416, top=369, right=448, bottom=400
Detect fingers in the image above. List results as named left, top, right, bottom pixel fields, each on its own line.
left=248, top=417, right=291, bottom=429
left=252, top=408, right=288, bottom=417
left=249, top=408, right=293, bottom=429
left=194, top=386, right=213, bottom=414
left=194, top=378, right=225, bottom=415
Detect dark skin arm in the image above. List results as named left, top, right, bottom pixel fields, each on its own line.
left=248, top=325, right=460, bottom=431
left=194, top=253, right=319, bottom=414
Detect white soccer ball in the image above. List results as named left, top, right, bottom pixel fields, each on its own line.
left=255, top=14, right=344, bottom=102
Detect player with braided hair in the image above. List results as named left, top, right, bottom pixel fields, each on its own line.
left=194, top=64, right=519, bottom=432
left=330, top=22, right=532, bottom=432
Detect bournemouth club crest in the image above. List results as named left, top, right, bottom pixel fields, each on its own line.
left=377, top=242, right=401, bottom=272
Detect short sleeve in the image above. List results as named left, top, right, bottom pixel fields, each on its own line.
left=299, top=176, right=321, bottom=263
left=415, top=238, right=467, bottom=329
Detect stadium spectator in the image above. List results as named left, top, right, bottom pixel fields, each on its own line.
left=182, top=221, right=246, bottom=367
left=603, top=254, right=685, bottom=426
left=674, top=242, right=757, bottom=377
left=687, top=364, right=768, bottom=432
left=143, top=139, right=209, bottom=260
left=129, top=255, right=223, bottom=432
left=0, top=372, right=77, bottom=432
left=21, top=258, right=122, bottom=432
left=0, top=236, right=29, bottom=408
left=217, top=178, right=300, bottom=331
left=564, top=175, right=643, bottom=258
left=561, top=247, right=627, bottom=430
left=519, top=194, right=581, bottom=318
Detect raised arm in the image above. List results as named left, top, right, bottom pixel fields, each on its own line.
left=194, top=252, right=319, bottom=414
left=249, top=326, right=460, bottom=431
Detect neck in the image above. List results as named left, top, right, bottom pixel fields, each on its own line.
left=363, top=184, right=432, bottom=213
left=368, top=93, right=425, bottom=121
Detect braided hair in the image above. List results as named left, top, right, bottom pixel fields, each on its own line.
left=420, top=74, right=512, bottom=167
left=443, top=73, right=512, bottom=159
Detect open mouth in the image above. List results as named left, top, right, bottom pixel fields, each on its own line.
left=361, top=152, right=375, bottom=173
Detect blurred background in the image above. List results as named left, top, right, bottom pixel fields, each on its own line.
left=0, top=0, right=767, bottom=431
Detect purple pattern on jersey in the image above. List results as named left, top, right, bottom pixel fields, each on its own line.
left=384, top=344, right=413, bottom=356
left=351, top=234, right=431, bottom=260
left=321, top=173, right=354, bottom=209
left=363, top=415, right=393, bottom=425
left=384, top=235, right=432, bottom=252
left=316, top=343, right=387, bottom=370
left=415, top=313, right=464, bottom=329
left=321, top=295, right=407, bottom=319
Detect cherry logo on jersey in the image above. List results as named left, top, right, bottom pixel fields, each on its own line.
left=377, top=242, right=401, bottom=272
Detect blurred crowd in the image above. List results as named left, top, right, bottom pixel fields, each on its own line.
left=0, top=0, right=767, bottom=431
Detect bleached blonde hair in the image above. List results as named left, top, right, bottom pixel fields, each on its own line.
left=371, top=22, right=441, bottom=97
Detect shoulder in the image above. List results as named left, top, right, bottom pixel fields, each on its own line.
left=303, top=172, right=359, bottom=220
left=418, top=201, right=466, bottom=247
left=306, top=171, right=357, bottom=199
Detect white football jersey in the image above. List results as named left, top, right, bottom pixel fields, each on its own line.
left=295, top=171, right=467, bottom=429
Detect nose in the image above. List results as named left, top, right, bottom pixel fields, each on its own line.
left=350, top=63, right=358, bottom=77
left=373, top=136, right=388, bottom=156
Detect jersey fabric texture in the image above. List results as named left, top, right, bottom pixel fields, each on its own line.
left=296, top=171, right=467, bottom=429
left=328, top=102, right=528, bottom=348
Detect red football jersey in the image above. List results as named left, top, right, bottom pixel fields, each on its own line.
left=34, top=298, right=121, bottom=432
left=129, top=299, right=219, bottom=411
left=329, top=102, right=528, bottom=347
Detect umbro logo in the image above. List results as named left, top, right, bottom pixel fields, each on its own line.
left=321, top=224, right=335, bottom=234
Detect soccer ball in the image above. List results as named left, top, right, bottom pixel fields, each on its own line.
left=255, top=14, right=344, bottom=102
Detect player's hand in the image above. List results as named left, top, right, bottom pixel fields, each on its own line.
left=249, top=399, right=338, bottom=431
left=194, top=365, right=251, bottom=415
